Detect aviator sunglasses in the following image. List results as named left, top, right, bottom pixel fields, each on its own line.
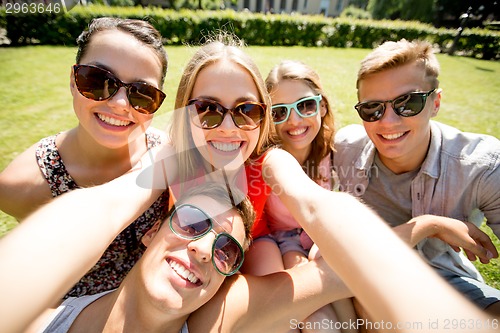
left=187, top=98, right=266, bottom=131
left=73, top=64, right=166, bottom=114
left=354, top=89, right=436, bottom=122
left=271, top=95, right=323, bottom=124
left=169, top=204, right=244, bottom=276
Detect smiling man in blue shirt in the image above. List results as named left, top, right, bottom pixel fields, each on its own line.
left=334, top=39, right=500, bottom=315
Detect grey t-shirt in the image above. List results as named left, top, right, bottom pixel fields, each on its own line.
left=362, top=154, right=418, bottom=227
left=40, top=290, right=189, bottom=333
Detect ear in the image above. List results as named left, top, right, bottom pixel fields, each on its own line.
left=430, top=89, right=441, bottom=118
left=142, top=220, right=163, bottom=247
left=69, top=67, right=77, bottom=96
left=320, top=101, right=327, bottom=118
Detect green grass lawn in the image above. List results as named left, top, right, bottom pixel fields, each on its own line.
left=0, top=45, right=499, bottom=288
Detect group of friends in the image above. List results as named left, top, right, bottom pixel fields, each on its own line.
left=0, top=16, right=499, bottom=333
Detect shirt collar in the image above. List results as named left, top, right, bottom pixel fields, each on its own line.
left=419, top=121, right=441, bottom=179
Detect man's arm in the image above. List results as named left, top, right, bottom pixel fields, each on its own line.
left=394, top=215, right=498, bottom=263
left=479, top=152, right=500, bottom=238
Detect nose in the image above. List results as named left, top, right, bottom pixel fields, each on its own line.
left=286, top=108, right=302, bottom=125
left=187, top=233, right=214, bottom=264
left=106, top=87, right=130, bottom=112
left=379, top=102, right=400, bottom=124
left=218, top=111, right=238, bottom=131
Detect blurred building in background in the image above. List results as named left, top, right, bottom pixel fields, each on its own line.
left=237, top=0, right=350, bottom=17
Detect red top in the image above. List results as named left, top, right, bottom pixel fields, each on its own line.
left=245, top=154, right=272, bottom=239
left=168, top=153, right=273, bottom=239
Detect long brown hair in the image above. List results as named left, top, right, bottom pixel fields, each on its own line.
left=266, top=60, right=335, bottom=180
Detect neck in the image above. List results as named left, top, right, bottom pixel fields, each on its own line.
left=283, top=144, right=311, bottom=166
left=206, top=165, right=247, bottom=199
left=58, top=127, right=148, bottom=185
left=78, top=282, right=188, bottom=333
left=379, top=134, right=431, bottom=175
left=72, top=126, right=147, bottom=166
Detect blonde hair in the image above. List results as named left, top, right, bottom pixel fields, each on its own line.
left=357, top=39, right=440, bottom=90
left=266, top=60, right=335, bottom=180
left=170, top=32, right=277, bottom=183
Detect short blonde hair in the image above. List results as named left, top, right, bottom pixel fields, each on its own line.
left=266, top=60, right=335, bottom=180
left=169, top=32, right=277, bottom=183
left=357, top=39, right=440, bottom=90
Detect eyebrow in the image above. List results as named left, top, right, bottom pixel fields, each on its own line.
left=194, top=95, right=261, bottom=105
left=83, top=61, right=152, bottom=85
left=210, top=214, right=234, bottom=234
left=274, top=94, right=317, bottom=105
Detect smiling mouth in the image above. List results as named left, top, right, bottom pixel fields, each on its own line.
left=380, top=132, right=405, bottom=140
left=210, top=141, right=242, bottom=152
left=167, top=259, right=201, bottom=285
left=96, top=113, right=132, bottom=127
left=288, top=127, right=307, bottom=136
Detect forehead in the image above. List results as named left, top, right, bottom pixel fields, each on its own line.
left=84, top=30, right=149, bottom=58
left=175, top=195, right=237, bottom=225
left=271, top=79, right=315, bottom=103
left=183, top=195, right=228, bottom=217
left=358, top=62, right=427, bottom=101
left=191, top=60, right=260, bottom=104
left=81, top=30, right=162, bottom=85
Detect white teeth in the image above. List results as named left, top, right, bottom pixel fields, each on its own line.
left=288, top=128, right=307, bottom=136
left=211, top=141, right=240, bottom=152
left=382, top=132, right=404, bottom=140
left=169, top=260, right=199, bottom=284
left=97, top=114, right=131, bottom=127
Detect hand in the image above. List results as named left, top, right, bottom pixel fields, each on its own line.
left=135, top=143, right=178, bottom=190
left=308, top=243, right=321, bottom=260
left=408, top=215, right=498, bottom=264
left=433, top=218, right=497, bottom=264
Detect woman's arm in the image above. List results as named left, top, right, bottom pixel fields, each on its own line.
left=0, top=144, right=176, bottom=333
left=0, top=143, right=53, bottom=220
left=189, top=257, right=351, bottom=333
left=260, top=148, right=495, bottom=332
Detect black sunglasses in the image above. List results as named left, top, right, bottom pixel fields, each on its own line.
left=354, top=89, right=436, bottom=122
left=169, top=204, right=244, bottom=276
left=187, top=98, right=266, bottom=131
left=73, top=64, right=166, bottom=114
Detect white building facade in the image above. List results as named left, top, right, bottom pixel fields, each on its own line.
left=237, top=0, right=350, bottom=17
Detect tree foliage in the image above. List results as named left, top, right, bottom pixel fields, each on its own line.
left=400, top=0, right=434, bottom=23
left=367, top=0, right=401, bottom=20
left=365, top=0, right=498, bottom=27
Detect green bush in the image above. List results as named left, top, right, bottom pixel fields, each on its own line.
left=1, top=5, right=499, bottom=59
left=109, top=0, right=135, bottom=6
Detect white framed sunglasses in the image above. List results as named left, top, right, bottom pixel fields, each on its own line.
left=271, top=94, right=322, bottom=124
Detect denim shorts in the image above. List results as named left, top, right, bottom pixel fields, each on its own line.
left=435, top=267, right=500, bottom=309
left=259, top=229, right=309, bottom=256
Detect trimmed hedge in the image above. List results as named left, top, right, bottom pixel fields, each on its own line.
left=1, top=5, right=499, bottom=59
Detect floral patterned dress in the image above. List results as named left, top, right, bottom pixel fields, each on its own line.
left=35, top=129, right=169, bottom=297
